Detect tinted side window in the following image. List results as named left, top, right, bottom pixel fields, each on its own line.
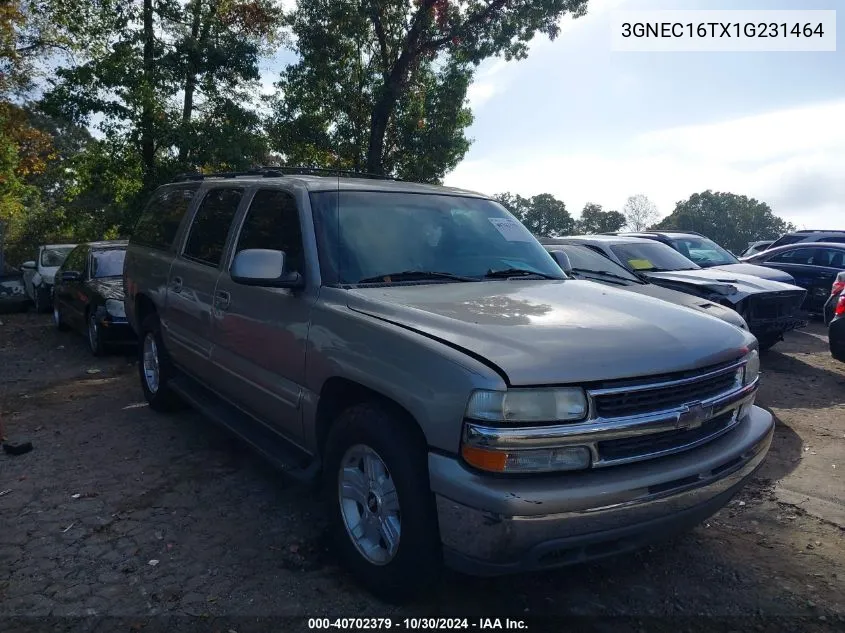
left=816, top=248, right=845, bottom=267
left=183, top=188, right=243, bottom=267
left=824, top=237, right=845, bottom=244
left=62, top=246, right=87, bottom=274
left=235, top=189, right=304, bottom=274
left=768, top=248, right=815, bottom=264
left=132, top=186, right=198, bottom=250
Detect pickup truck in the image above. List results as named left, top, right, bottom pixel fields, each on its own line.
left=123, top=169, right=774, bottom=602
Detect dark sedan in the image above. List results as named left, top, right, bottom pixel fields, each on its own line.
left=53, top=240, right=135, bottom=355
left=546, top=235, right=807, bottom=351
left=740, top=242, right=845, bottom=315
left=542, top=243, right=750, bottom=331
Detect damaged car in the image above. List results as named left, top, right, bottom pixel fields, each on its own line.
left=541, top=241, right=750, bottom=331
left=554, top=235, right=807, bottom=351
left=20, top=243, right=77, bottom=312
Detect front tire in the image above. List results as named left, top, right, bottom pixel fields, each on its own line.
left=87, top=312, right=106, bottom=356
left=53, top=305, right=68, bottom=331
left=138, top=313, right=182, bottom=411
left=324, top=402, right=441, bottom=603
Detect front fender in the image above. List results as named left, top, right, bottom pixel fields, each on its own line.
left=303, top=289, right=504, bottom=455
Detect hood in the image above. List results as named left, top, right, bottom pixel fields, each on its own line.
left=707, top=263, right=795, bottom=284
left=624, top=282, right=748, bottom=330
left=641, top=268, right=803, bottom=304
left=346, top=280, right=754, bottom=386
left=87, top=277, right=124, bottom=301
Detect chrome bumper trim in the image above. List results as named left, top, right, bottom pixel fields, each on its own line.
left=464, top=378, right=758, bottom=450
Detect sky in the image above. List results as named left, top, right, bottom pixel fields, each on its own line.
left=432, top=0, right=845, bottom=229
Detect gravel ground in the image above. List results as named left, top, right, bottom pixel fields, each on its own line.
left=0, top=311, right=843, bottom=632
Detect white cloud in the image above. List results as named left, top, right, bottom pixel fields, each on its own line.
left=445, top=99, right=845, bottom=229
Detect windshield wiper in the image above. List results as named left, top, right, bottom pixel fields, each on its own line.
left=356, top=270, right=478, bottom=284
left=570, top=268, right=641, bottom=284
left=484, top=267, right=559, bottom=280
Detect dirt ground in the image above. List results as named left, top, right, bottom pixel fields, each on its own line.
left=0, top=310, right=843, bottom=632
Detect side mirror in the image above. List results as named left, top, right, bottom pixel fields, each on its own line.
left=231, top=249, right=304, bottom=288
left=550, top=250, right=573, bottom=274
left=20, top=261, right=36, bottom=270
left=61, top=271, right=82, bottom=282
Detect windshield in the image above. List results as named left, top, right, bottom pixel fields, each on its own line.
left=91, top=249, right=126, bottom=278
left=669, top=236, right=738, bottom=267
left=554, top=244, right=643, bottom=283
left=41, top=246, right=74, bottom=267
left=310, top=191, right=564, bottom=284
left=610, top=242, right=701, bottom=272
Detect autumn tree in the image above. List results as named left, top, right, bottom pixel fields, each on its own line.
left=495, top=192, right=574, bottom=237
left=576, top=202, right=625, bottom=234
left=655, top=190, right=796, bottom=254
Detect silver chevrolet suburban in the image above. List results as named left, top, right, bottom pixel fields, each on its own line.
left=123, top=169, right=773, bottom=602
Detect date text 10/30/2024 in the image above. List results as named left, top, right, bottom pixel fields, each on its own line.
left=308, top=618, right=528, bottom=630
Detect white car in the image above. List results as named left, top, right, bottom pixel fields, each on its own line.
left=20, top=243, right=77, bottom=312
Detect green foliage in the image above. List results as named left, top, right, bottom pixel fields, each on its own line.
left=495, top=192, right=574, bottom=237
left=576, top=202, right=625, bottom=234
left=656, top=190, right=796, bottom=254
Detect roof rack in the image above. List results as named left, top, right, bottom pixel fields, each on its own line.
left=171, top=166, right=399, bottom=183
left=795, top=229, right=845, bottom=234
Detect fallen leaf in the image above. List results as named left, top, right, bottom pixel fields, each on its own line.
left=86, top=368, right=101, bottom=374
left=148, top=559, right=160, bottom=567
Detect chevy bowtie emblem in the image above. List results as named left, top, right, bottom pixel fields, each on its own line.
left=677, top=402, right=708, bottom=430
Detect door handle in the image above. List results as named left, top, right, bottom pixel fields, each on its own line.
left=170, top=276, right=183, bottom=293
left=214, top=290, right=231, bottom=310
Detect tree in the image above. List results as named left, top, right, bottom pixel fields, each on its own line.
left=576, top=202, right=625, bottom=234
left=655, top=190, right=796, bottom=254
left=268, top=0, right=474, bottom=182
left=272, top=0, right=589, bottom=177
left=495, top=192, right=574, bottom=237
left=622, top=194, right=659, bottom=231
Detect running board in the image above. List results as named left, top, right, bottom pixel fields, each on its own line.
left=169, top=375, right=321, bottom=483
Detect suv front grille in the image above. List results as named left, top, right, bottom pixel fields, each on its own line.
left=596, top=411, right=736, bottom=464
left=748, top=291, right=805, bottom=319
left=592, top=371, right=738, bottom=418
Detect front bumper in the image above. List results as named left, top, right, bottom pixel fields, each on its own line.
left=431, top=404, right=773, bottom=576
left=95, top=314, right=136, bottom=343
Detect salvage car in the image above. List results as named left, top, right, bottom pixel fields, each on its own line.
left=739, top=240, right=774, bottom=258
left=53, top=240, right=134, bottom=355
left=824, top=271, right=845, bottom=325
left=555, top=235, right=806, bottom=351
left=20, top=243, right=77, bottom=312
left=613, top=231, right=795, bottom=284
left=739, top=243, right=845, bottom=315
left=541, top=241, right=750, bottom=331
left=124, top=169, right=773, bottom=602
left=829, top=293, right=845, bottom=362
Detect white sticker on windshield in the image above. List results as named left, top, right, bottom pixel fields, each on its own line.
left=488, top=217, right=531, bottom=242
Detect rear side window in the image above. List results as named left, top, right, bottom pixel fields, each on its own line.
left=131, top=186, right=198, bottom=250
left=768, top=235, right=805, bottom=249
left=824, top=237, right=845, bottom=244
left=768, top=248, right=816, bottom=264
left=234, top=189, right=305, bottom=274
left=183, top=188, right=243, bottom=267
left=62, top=246, right=87, bottom=274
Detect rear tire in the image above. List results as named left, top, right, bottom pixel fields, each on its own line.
left=323, top=401, right=442, bottom=603
left=53, top=305, right=69, bottom=331
left=138, top=313, right=182, bottom=411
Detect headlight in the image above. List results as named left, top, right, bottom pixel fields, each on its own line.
left=105, top=299, right=126, bottom=318
left=742, top=349, right=759, bottom=386
left=465, top=388, right=588, bottom=423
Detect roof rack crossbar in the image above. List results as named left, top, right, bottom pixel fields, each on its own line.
left=171, top=166, right=399, bottom=183
left=795, top=229, right=845, bottom=234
